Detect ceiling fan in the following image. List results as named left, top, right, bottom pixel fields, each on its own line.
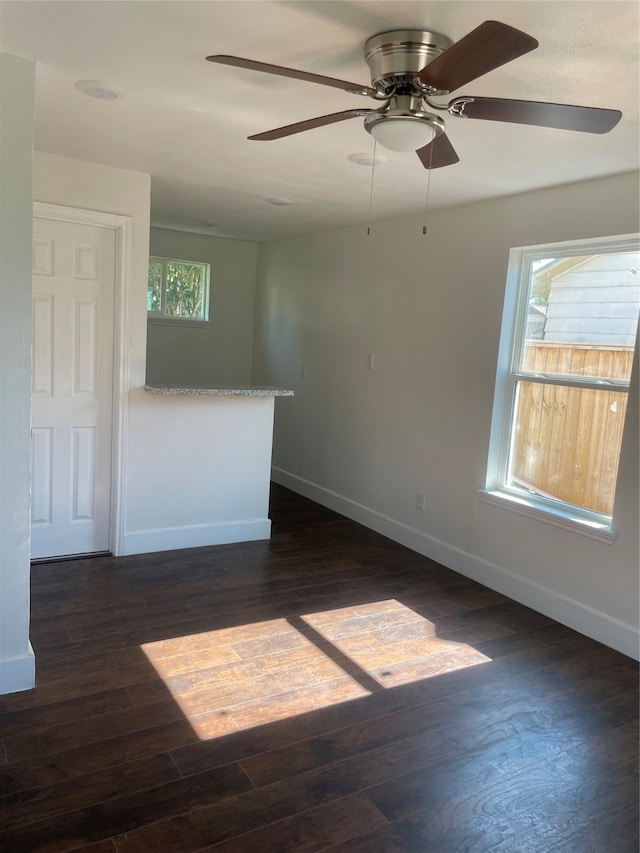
left=206, top=21, right=622, bottom=169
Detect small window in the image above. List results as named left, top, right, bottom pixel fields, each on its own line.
left=147, top=256, right=210, bottom=322
left=484, top=234, right=639, bottom=540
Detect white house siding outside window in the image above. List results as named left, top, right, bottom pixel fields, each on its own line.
left=483, top=234, right=640, bottom=541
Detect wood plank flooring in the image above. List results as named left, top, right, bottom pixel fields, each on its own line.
left=1, top=483, right=637, bottom=851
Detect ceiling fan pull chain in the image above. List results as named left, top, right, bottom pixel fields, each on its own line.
left=367, top=140, right=378, bottom=236
left=422, top=141, right=434, bottom=235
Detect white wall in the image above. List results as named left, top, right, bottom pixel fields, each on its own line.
left=33, top=151, right=151, bottom=391
left=253, top=171, right=640, bottom=659
left=33, top=152, right=153, bottom=559
left=146, top=228, right=257, bottom=387
left=121, top=392, right=273, bottom=555
left=0, top=54, right=36, bottom=694
left=32, top=154, right=274, bottom=561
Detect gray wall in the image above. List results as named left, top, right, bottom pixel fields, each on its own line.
left=146, top=228, right=257, bottom=387
left=0, top=53, right=35, bottom=693
left=252, top=171, right=640, bottom=657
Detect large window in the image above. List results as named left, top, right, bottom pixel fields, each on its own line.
left=484, top=235, right=639, bottom=540
left=147, top=256, right=210, bottom=322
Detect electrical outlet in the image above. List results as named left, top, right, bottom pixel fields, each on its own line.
left=416, top=493, right=426, bottom=511
left=367, top=353, right=374, bottom=370
left=301, top=363, right=307, bottom=379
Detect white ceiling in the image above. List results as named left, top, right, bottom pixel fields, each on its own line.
left=1, top=1, right=638, bottom=242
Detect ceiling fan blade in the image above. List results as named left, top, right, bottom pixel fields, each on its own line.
left=417, top=21, right=538, bottom=92
left=450, top=97, right=622, bottom=133
left=416, top=133, right=460, bottom=169
left=206, top=55, right=376, bottom=97
left=249, top=109, right=373, bottom=141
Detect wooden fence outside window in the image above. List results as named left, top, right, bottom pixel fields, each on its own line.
left=511, top=342, right=634, bottom=516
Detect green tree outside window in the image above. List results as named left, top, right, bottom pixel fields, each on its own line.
left=147, top=257, right=210, bottom=321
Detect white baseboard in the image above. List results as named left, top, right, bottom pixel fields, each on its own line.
left=272, top=467, right=640, bottom=661
left=0, top=642, right=35, bottom=695
left=120, top=518, right=271, bottom=556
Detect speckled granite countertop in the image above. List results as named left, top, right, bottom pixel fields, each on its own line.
left=144, top=385, right=294, bottom=397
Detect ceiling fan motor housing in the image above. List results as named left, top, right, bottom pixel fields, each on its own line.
left=364, top=29, right=453, bottom=94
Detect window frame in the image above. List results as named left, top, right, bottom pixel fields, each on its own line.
left=147, top=255, right=211, bottom=325
left=482, top=232, right=640, bottom=543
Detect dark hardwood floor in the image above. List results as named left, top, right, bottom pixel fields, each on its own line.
left=1, top=484, right=638, bottom=852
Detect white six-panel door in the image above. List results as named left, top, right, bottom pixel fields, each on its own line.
left=31, top=217, right=116, bottom=559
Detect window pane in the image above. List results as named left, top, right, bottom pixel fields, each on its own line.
left=165, top=262, right=207, bottom=319
left=520, top=252, right=640, bottom=381
left=508, top=380, right=628, bottom=516
left=147, top=261, right=163, bottom=312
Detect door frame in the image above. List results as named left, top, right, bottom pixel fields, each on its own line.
left=32, top=202, right=132, bottom=557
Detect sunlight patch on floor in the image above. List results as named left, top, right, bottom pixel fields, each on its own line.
left=140, top=601, right=491, bottom=740
left=301, top=600, right=492, bottom=688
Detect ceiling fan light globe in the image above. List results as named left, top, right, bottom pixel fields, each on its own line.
left=367, top=116, right=436, bottom=152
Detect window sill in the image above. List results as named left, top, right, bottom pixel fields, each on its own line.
left=147, top=316, right=212, bottom=328
left=478, top=489, right=618, bottom=544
